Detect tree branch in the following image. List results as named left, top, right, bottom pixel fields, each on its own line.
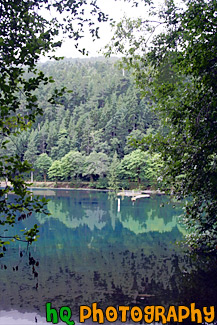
left=0, top=236, right=28, bottom=243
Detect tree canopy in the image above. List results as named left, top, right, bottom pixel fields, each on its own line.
left=106, top=0, right=217, bottom=253
left=0, top=0, right=108, bottom=255
left=2, top=0, right=216, bottom=256
left=0, top=57, right=160, bottom=190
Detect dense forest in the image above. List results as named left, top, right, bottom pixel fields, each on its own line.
left=1, top=0, right=216, bottom=255
left=3, top=58, right=162, bottom=189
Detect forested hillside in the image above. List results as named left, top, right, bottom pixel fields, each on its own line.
left=3, top=58, right=162, bottom=189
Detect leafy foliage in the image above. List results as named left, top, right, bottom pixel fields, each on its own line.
left=118, top=149, right=163, bottom=188
left=35, top=153, right=52, bottom=182
left=107, top=0, right=217, bottom=253
left=83, top=151, right=110, bottom=180
left=108, top=152, right=120, bottom=190
left=0, top=0, right=109, bottom=255
left=59, top=151, right=84, bottom=180
left=48, top=160, right=63, bottom=182
left=119, top=149, right=148, bottom=186
left=1, top=58, right=161, bottom=190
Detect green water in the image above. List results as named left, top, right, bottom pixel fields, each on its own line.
left=0, top=190, right=216, bottom=323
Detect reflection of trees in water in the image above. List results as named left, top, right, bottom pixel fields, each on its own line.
left=109, top=193, right=184, bottom=234
left=1, top=250, right=216, bottom=323
left=1, top=191, right=215, bottom=323
left=36, top=193, right=184, bottom=236
left=174, top=255, right=217, bottom=319
left=124, top=200, right=181, bottom=226
left=0, top=218, right=191, bottom=317
left=1, top=243, right=216, bottom=324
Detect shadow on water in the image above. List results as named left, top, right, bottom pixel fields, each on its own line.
left=0, top=190, right=216, bottom=324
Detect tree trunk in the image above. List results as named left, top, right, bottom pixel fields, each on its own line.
left=44, top=173, right=46, bottom=183
left=31, top=171, right=34, bottom=183
left=137, top=168, right=141, bottom=188
left=138, top=176, right=141, bottom=188
left=5, top=177, right=8, bottom=198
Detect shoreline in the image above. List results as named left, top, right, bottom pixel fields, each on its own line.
left=0, top=181, right=166, bottom=195
left=29, top=186, right=111, bottom=192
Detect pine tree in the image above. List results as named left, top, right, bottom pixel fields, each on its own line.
left=108, top=152, right=120, bottom=191
left=24, top=131, right=39, bottom=182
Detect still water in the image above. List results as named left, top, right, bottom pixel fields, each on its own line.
left=0, top=190, right=216, bottom=324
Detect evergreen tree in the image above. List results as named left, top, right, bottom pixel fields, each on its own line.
left=55, top=128, right=70, bottom=160
left=0, top=0, right=110, bottom=253
left=24, top=130, right=39, bottom=182
left=107, top=152, right=120, bottom=190
left=124, top=130, right=146, bottom=155
left=47, top=121, right=58, bottom=156
left=37, top=121, right=49, bottom=154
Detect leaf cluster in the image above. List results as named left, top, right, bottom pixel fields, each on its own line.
left=107, top=0, right=217, bottom=253
left=0, top=0, right=109, bottom=256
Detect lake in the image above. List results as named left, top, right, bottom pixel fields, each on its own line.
left=0, top=190, right=216, bottom=324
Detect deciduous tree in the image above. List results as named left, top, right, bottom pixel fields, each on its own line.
left=0, top=0, right=108, bottom=253
left=36, top=153, right=52, bottom=182
left=83, top=151, right=110, bottom=181
left=48, top=160, right=63, bottom=182
left=60, top=151, right=84, bottom=181
left=107, top=0, right=217, bottom=253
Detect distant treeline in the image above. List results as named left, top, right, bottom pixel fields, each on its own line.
left=2, top=58, right=162, bottom=189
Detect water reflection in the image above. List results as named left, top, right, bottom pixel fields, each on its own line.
left=0, top=190, right=216, bottom=324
